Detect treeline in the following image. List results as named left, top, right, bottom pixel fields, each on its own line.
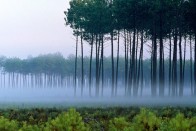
left=0, top=54, right=68, bottom=88
left=0, top=53, right=194, bottom=96
left=65, top=0, right=196, bottom=97
left=1, top=54, right=66, bottom=75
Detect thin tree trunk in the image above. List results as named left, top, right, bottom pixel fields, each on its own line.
left=169, top=33, right=172, bottom=96
left=183, top=35, right=186, bottom=95
left=131, top=23, right=136, bottom=96
left=172, top=30, right=178, bottom=97
left=152, top=22, right=157, bottom=97
left=140, top=31, right=144, bottom=96
left=190, top=34, right=193, bottom=95
left=179, top=32, right=183, bottom=97
left=74, top=35, right=78, bottom=97
left=111, top=31, right=114, bottom=97
left=101, top=34, right=104, bottom=97
left=124, top=30, right=128, bottom=96
left=128, top=31, right=132, bottom=95
left=126, top=31, right=129, bottom=90
left=135, top=30, right=139, bottom=96
left=115, top=30, right=120, bottom=96
left=194, top=32, right=196, bottom=96
left=95, top=35, right=99, bottom=97
left=97, top=35, right=101, bottom=96
left=89, top=34, right=94, bottom=97
left=159, top=6, right=164, bottom=97
left=81, top=34, right=84, bottom=97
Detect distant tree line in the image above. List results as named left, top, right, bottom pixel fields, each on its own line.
left=0, top=54, right=67, bottom=88
left=65, top=0, right=196, bottom=97
left=0, top=53, right=194, bottom=97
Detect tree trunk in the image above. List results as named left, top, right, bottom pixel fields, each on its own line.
left=124, top=30, right=128, bottom=96
left=152, top=23, right=157, bottom=97
left=115, top=30, right=120, bottom=96
left=183, top=35, right=186, bottom=96
left=179, top=32, right=183, bottom=97
left=111, top=31, right=114, bottom=97
left=172, top=30, right=178, bottom=97
left=169, top=33, right=172, bottom=96
left=74, top=35, right=78, bottom=97
left=95, top=35, right=99, bottom=97
left=81, top=34, right=84, bottom=97
left=101, top=34, right=104, bottom=97
left=89, top=34, right=94, bottom=97
left=159, top=7, right=164, bottom=97
left=139, top=31, right=144, bottom=96
left=190, top=34, right=193, bottom=95
left=194, top=32, right=196, bottom=96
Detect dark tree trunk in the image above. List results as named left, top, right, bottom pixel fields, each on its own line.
left=169, top=33, right=172, bottom=96
left=81, top=34, right=84, bottom=97
left=128, top=31, right=132, bottom=94
left=138, top=31, right=144, bottom=96
left=134, top=31, right=139, bottom=96
left=179, top=32, right=183, bottom=97
left=126, top=31, right=129, bottom=90
left=95, top=35, right=99, bottom=97
left=101, top=34, right=104, bottom=97
left=131, top=25, right=136, bottom=96
left=97, top=35, right=101, bottom=96
left=124, top=30, right=128, bottom=96
left=159, top=6, right=164, bottom=97
left=190, top=34, right=193, bottom=95
left=115, top=30, right=120, bottom=96
left=74, top=35, right=78, bottom=97
left=111, top=31, right=115, bottom=97
left=140, top=31, right=144, bottom=96
left=89, top=34, right=94, bottom=97
left=152, top=23, right=157, bottom=97
left=172, top=30, right=178, bottom=97
left=182, top=35, right=186, bottom=96
left=194, top=32, right=196, bottom=96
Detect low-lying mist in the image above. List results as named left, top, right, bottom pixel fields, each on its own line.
left=0, top=86, right=195, bottom=108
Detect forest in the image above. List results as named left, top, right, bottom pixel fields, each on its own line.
left=0, top=0, right=195, bottom=98
left=0, top=0, right=196, bottom=130
left=64, top=0, right=196, bottom=97
left=0, top=53, right=194, bottom=97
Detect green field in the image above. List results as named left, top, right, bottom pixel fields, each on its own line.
left=0, top=107, right=195, bottom=131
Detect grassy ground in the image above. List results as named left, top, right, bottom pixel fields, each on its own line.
left=0, top=106, right=195, bottom=130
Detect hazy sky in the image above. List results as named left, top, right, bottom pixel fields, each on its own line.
left=0, top=0, right=148, bottom=59
left=0, top=0, right=80, bottom=58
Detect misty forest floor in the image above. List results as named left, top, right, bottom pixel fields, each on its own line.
left=0, top=96, right=196, bottom=109
left=0, top=106, right=195, bottom=130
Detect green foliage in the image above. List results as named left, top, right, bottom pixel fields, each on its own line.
left=45, top=108, right=88, bottom=131
left=190, top=117, right=196, bottom=131
left=19, top=122, right=40, bottom=131
left=167, top=113, right=191, bottom=131
left=109, top=117, right=133, bottom=131
left=0, top=107, right=195, bottom=131
left=159, top=114, right=196, bottom=131
left=0, top=116, right=18, bottom=131
left=132, top=108, right=161, bottom=131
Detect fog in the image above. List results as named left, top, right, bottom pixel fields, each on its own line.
left=0, top=0, right=195, bottom=108
left=0, top=86, right=195, bottom=108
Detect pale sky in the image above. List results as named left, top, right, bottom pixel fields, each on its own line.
left=0, top=0, right=79, bottom=58
left=0, top=0, right=169, bottom=60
